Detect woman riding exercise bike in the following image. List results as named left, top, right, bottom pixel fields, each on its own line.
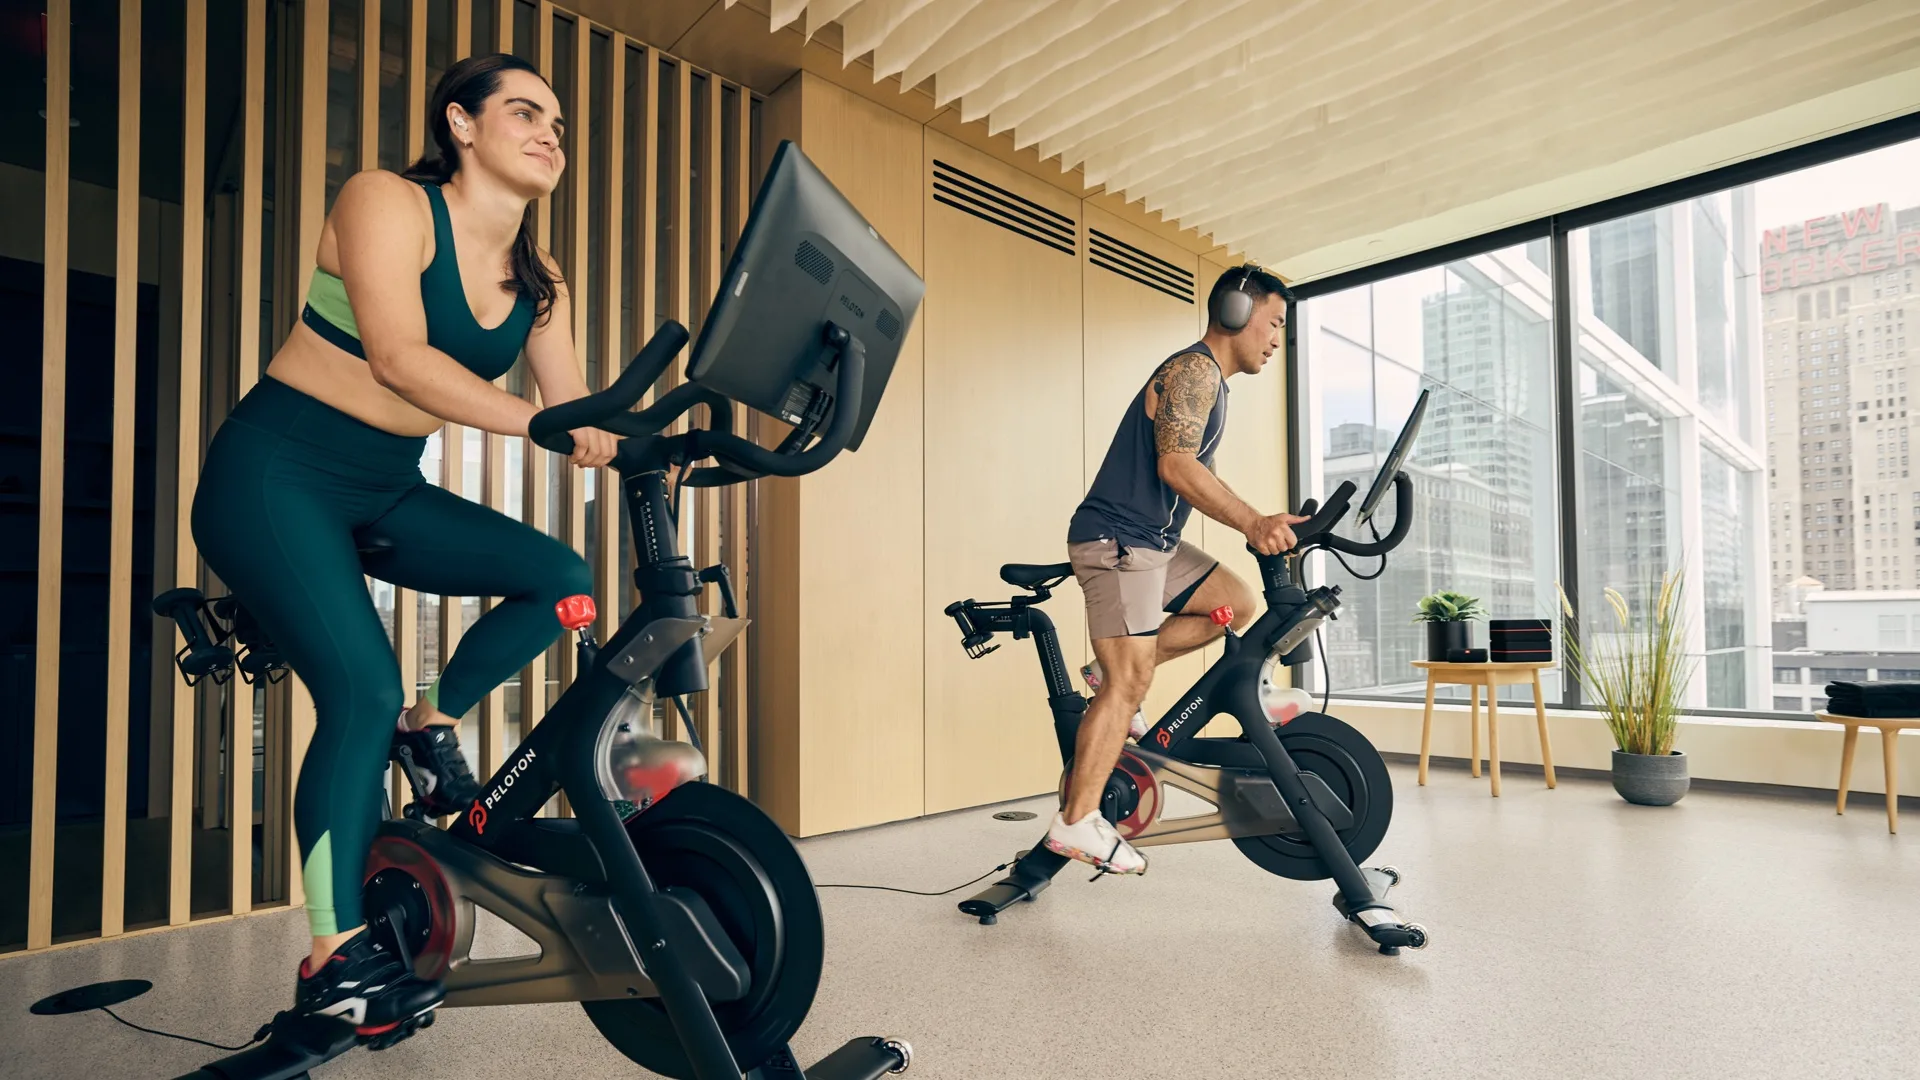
left=190, top=53, right=617, bottom=1039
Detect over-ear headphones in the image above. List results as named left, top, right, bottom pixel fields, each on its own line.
left=1210, top=266, right=1259, bottom=333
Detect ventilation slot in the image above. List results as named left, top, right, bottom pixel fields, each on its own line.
left=875, top=308, right=901, bottom=340
left=795, top=240, right=835, bottom=285
left=931, top=159, right=1076, bottom=255
left=1089, top=229, right=1195, bottom=304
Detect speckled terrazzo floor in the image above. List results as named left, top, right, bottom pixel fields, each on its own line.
left=6, top=760, right=1918, bottom=1080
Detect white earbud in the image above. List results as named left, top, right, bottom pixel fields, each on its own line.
left=453, top=116, right=468, bottom=131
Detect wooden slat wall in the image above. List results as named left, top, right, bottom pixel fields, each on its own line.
left=593, top=38, right=626, bottom=645
left=666, top=58, right=689, bottom=743
left=101, top=0, right=145, bottom=940
left=521, top=1, right=551, bottom=809
left=28, top=0, right=73, bottom=953
left=723, top=87, right=751, bottom=794
left=28, top=0, right=763, bottom=954
left=170, top=0, right=209, bottom=928
left=231, top=0, right=268, bottom=917
left=362, top=0, right=381, bottom=171
left=693, top=71, right=723, bottom=763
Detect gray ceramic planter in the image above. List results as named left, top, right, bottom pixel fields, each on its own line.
left=1611, top=749, right=1689, bottom=806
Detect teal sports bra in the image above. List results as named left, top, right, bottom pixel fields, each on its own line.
left=300, top=181, right=535, bottom=382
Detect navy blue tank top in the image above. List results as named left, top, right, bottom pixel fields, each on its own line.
left=1068, top=342, right=1228, bottom=552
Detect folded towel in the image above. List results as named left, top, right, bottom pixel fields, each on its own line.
left=1825, top=681, right=1920, bottom=717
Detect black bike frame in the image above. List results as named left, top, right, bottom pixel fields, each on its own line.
left=1006, top=535, right=1383, bottom=912
left=440, top=464, right=745, bottom=1080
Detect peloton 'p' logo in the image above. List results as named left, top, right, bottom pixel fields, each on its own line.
left=468, top=803, right=488, bottom=835
left=1155, top=729, right=1170, bottom=748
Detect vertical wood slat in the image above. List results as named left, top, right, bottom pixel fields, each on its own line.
left=101, top=0, right=145, bottom=940
left=288, top=0, right=331, bottom=914
left=285, top=674, right=314, bottom=906
left=638, top=49, right=658, bottom=394
left=171, top=0, right=209, bottom=926
left=521, top=2, right=552, bottom=795
left=481, top=412, right=507, bottom=779
left=665, top=59, right=689, bottom=742
left=231, top=0, right=268, bottom=916
left=451, top=0, right=469, bottom=62
left=566, top=14, right=588, bottom=600
left=723, top=84, right=752, bottom=795
left=408, top=0, right=427, bottom=158
left=440, top=429, right=466, bottom=664
left=497, top=0, right=512, bottom=52
left=362, top=0, right=380, bottom=171
left=393, top=0, right=429, bottom=814
left=28, top=0, right=73, bottom=953
left=692, top=72, right=722, bottom=761
left=594, top=37, right=624, bottom=644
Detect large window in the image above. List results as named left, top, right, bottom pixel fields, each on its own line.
left=1299, top=245, right=1559, bottom=701
left=1296, top=135, right=1920, bottom=717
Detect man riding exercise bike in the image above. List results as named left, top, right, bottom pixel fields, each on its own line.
left=1051, top=265, right=1308, bottom=875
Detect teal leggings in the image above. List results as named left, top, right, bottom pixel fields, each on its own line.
left=191, top=376, right=591, bottom=937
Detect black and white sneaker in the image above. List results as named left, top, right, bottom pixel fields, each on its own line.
left=391, top=724, right=480, bottom=816
left=294, top=928, right=442, bottom=1043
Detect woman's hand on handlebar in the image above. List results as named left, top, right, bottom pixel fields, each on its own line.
left=567, top=426, right=617, bottom=469
left=1244, top=512, right=1312, bottom=556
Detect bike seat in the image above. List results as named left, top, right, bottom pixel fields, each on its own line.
left=1000, top=562, right=1072, bottom=588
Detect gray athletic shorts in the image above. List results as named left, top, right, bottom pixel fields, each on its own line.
left=1067, top=538, right=1218, bottom=639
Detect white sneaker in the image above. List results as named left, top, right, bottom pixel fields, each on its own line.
left=1082, top=661, right=1149, bottom=740
left=1044, top=810, right=1147, bottom=875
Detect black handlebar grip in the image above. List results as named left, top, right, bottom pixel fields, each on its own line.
left=529, top=320, right=691, bottom=455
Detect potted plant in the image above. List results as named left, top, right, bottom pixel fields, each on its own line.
left=1559, top=570, right=1696, bottom=806
left=1412, top=591, right=1486, bottom=661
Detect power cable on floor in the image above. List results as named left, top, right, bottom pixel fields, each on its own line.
left=816, top=859, right=1016, bottom=897
left=100, top=1006, right=263, bottom=1052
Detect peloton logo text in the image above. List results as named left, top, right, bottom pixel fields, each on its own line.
left=482, top=747, right=540, bottom=813
left=1158, top=696, right=1206, bottom=745
left=838, top=294, right=864, bottom=320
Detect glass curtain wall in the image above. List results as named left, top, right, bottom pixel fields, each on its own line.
left=1298, top=137, right=1920, bottom=718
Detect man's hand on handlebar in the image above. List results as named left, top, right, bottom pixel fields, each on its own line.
left=1244, top=512, right=1312, bottom=556
left=567, top=426, right=618, bottom=469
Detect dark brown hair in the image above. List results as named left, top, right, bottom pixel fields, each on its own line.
left=402, top=53, right=560, bottom=324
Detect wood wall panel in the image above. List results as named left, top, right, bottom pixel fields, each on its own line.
left=755, top=73, right=925, bottom=835
left=1079, top=205, right=1207, bottom=726
left=922, top=132, right=1082, bottom=815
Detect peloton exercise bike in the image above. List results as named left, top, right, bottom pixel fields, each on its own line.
left=154, top=141, right=925, bottom=1080
left=944, top=391, right=1432, bottom=956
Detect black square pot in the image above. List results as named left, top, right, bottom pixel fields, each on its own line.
left=1426, top=621, right=1472, bottom=661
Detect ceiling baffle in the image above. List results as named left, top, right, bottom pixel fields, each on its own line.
left=739, top=0, right=1920, bottom=282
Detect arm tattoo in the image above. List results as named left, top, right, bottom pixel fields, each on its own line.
left=1153, top=352, right=1219, bottom=457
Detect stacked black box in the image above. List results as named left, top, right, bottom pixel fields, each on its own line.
left=1489, top=619, right=1552, bottom=662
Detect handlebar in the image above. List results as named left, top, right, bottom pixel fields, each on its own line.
left=527, top=321, right=866, bottom=484
left=528, top=321, right=690, bottom=449
left=1249, top=472, right=1415, bottom=564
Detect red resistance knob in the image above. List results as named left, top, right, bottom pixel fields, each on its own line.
left=556, top=594, right=598, bottom=631
left=1210, top=605, right=1235, bottom=627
